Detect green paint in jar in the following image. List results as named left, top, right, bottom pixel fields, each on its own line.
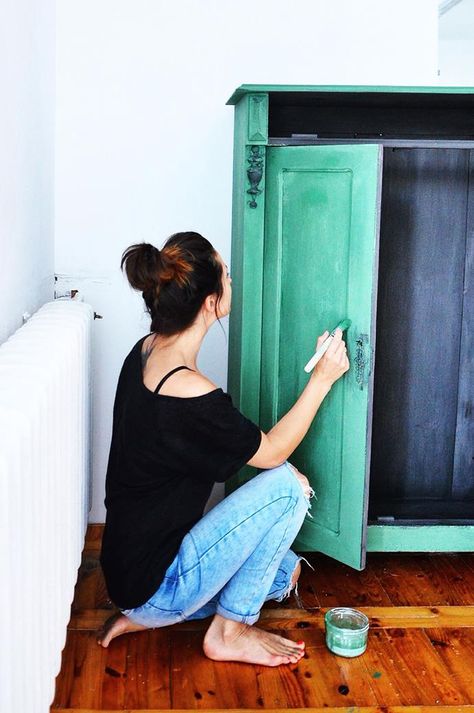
left=324, top=607, right=369, bottom=657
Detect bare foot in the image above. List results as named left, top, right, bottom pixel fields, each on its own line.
left=203, top=614, right=305, bottom=666
left=96, top=611, right=148, bottom=647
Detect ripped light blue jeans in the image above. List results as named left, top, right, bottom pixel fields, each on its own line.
left=121, top=462, right=316, bottom=627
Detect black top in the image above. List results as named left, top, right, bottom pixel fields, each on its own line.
left=100, top=335, right=262, bottom=609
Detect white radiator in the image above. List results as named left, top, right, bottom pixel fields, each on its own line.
left=0, top=300, right=93, bottom=713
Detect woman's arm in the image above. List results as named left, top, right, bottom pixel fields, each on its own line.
left=248, top=328, right=349, bottom=469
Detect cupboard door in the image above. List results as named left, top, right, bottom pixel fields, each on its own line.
left=261, top=144, right=383, bottom=569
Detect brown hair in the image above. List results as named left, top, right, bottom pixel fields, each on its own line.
left=121, top=232, right=224, bottom=335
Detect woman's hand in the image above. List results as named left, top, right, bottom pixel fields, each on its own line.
left=247, top=327, right=350, bottom=470
left=311, top=328, right=350, bottom=387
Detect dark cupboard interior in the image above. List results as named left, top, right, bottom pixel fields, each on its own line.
left=268, top=90, right=474, bottom=140
left=370, top=146, right=473, bottom=524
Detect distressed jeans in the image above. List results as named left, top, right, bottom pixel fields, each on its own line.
left=121, top=462, right=315, bottom=627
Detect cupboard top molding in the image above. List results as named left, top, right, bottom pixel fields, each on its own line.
left=226, top=83, right=474, bottom=105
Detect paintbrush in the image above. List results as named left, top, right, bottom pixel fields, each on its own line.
left=304, top=319, right=352, bottom=373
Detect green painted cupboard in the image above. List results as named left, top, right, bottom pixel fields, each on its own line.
left=225, top=85, right=474, bottom=568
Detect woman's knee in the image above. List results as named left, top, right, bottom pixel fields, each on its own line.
left=259, top=462, right=309, bottom=504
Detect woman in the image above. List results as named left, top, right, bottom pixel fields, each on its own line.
left=97, top=231, right=349, bottom=667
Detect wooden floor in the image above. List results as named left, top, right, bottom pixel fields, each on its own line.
left=51, top=525, right=474, bottom=712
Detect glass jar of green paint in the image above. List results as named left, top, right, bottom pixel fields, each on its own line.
left=324, top=607, right=369, bottom=657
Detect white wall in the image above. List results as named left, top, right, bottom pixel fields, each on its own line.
left=439, top=0, right=474, bottom=84
left=55, top=0, right=439, bottom=523
left=0, top=0, right=55, bottom=344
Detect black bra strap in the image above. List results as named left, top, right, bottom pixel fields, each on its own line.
left=154, top=366, right=194, bottom=394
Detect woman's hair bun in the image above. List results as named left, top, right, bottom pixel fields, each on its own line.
left=159, top=244, right=193, bottom=288
left=120, top=242, right=161, bottom=293
left=120, top=241, right=193, bottom=294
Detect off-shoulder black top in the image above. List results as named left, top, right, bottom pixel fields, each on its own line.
left=100, top=335, right=262, bottom=609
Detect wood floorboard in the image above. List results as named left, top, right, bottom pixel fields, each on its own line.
left=229, top=604, right=472, bottom=630
left=53, top=631, right=172, bottom=709
left=383, top=628, right=466, bottom=705
left=460, top=554, right=474, bottom=575
left=367, top=554, right=474, bottom=607
left=423, top=628, right=474, bottom=703
left=69, top=631, right=105, bottom=709
left=169, top=630, right=262, bottom=709
left=100, top=632, right=129, bottom=709
left=291, top=628, right=379, bottom=707
left=51, top=526, right=474, bottom=711
left=49, top=705, right=474, bottom=713
left=68, top=606, right=474, bottom=632
left=415, top=556, right=474, bottom=605
left=366, top=555, right=445, bottom=606
left=302, top=554, right=394, bottom=608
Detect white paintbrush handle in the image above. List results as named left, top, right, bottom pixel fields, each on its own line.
left=304, top=335, right=333, bottom=373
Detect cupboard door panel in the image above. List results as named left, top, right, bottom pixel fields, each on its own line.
left=261, top=144, right=382, bottom=569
